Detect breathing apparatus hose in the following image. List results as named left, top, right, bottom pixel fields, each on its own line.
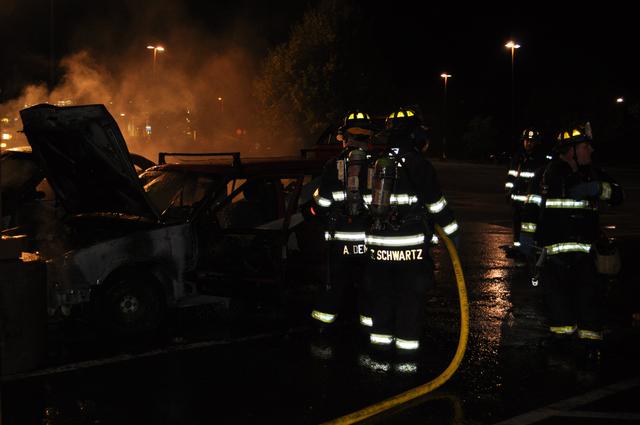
left=321, top=224, right=469, bottom=425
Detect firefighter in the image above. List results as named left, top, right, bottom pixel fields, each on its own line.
left=310, top=110, right=374, bottom=331
left=364, top=106, right=459, bottom=360
left=504, top=128, right=550, bottom=260
left=526, top=121, right=623, bottom=344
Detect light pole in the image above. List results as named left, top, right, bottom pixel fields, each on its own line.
left=146, top=45, right=165, bottom=74
left=440, top=73, right=452, bottom=160
left=218, top=97, right=224, bottom=113
left=505, top=40, right=520, bottom=142
left=49, top=0, right=55, bottom=89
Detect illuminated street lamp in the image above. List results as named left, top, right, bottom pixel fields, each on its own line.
left=440, top=73, right=452, bottom=160
left=505, top=40, right=521, bottom=141
left=146, top=45, right=165, bottom=74
left=616, top=97, right=624, bottom=103
left=218, top=97, right=224, bottom=113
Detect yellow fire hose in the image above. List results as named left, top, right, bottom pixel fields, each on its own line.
left=322, top=224, right=469, bottom=424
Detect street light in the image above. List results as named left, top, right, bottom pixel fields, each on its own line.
left=146, top=45, right=165, bottom=74
left=440, top=73, right=452, bottom=160
left=505, top=40, right=521, bottom=141
left=49, top=0, right=55, bottom=89
left=217, top=97, right=224, bottom=113
left=616, top=97, right=624, bottom=103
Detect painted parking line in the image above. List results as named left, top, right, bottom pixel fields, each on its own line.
left=1, top=326, right=309, bottom=383
left=554, top=410, right=640, bottom=420
left=493, top=377, right=640, bottom=424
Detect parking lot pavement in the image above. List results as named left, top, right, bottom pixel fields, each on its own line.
left=2, top=159, right=640, bottom=424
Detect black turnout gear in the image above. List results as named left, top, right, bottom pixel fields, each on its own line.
left=365, top=144, right=458, bottom=351
left=311, top=146, right=373, bottom=327
left=505, top=144, right=550, bottom=249
left=528, top=157, right=623, bottom=340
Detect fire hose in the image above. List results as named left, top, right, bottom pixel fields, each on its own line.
left=322, top=223, right=469, bottom=424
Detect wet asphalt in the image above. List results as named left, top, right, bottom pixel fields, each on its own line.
left=2, top=159, right=640, bottom=425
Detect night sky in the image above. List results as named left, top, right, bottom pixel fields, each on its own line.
left=0, top=0, right=308, bottom=98
left=2, top=1, right=638, bottom=157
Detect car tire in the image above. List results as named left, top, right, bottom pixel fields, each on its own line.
left=97, top=273, right=166, bottom=337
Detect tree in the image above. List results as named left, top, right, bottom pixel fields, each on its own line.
left=253, top=0, right=374, bottom=154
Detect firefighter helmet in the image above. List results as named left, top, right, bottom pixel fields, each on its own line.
left=521, top=128, right=542, bottom=144
left=555, top=121, right=593, bottom=151
left=385, top=106, right=428, bottom=152
left=385, top=106, right=421, bottom=130
left=343, top=110, right=372, bottom=135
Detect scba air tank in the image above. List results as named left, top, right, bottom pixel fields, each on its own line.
left=371, top=156, right=397, bottom=229
left=346, top=148, right=367, bottom=216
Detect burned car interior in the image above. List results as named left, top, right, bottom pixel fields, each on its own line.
left=153, top=156, right=322, bottom=289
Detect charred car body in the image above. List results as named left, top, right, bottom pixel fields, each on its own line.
left=19, top=104, right=324, bottom=335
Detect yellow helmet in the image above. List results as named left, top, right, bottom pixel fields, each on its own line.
left=343, top=110, right=372, bottom=133
left=556, top=122, right=593, bottom=145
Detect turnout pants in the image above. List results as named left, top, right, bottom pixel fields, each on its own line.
left=541, top=252, right=604, bottom=335
left=512, top=202, right=523, bottom=245
left=312, top=240, right=370, bottom=325
left=365, top=234, right=434, bottom=343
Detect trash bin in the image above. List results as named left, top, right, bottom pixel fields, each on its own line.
left=0, top=254, right=47, bottom=376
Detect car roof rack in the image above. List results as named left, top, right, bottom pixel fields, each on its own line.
left=158, top=152, right=241, bottom=167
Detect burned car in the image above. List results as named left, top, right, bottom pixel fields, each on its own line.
left=19, top=104, right=325, bottom=336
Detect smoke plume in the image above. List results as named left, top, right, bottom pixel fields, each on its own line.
left=1, top=3, right=305, bottom=163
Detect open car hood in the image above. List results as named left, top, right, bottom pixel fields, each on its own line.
left=20, top=104, right=159, bottom=219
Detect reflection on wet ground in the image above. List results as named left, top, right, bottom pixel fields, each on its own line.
left=4, top=218, right=640, bottom=425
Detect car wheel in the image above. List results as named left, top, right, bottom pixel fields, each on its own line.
left=98, top=274, right=165, bottom=337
